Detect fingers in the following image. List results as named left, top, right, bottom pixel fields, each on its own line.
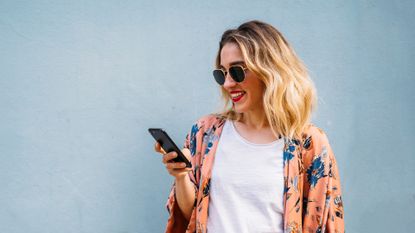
left=154, top=142, right=166, bottom=154
left=165, top=162, right=187, bottom=169
left=162, top=152, right=178, bottom=164
left=154, top=143, right=192, bottom=178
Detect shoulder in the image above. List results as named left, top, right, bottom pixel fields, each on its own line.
left=301, top=123, right=331, bottom=152
left=185, top=114, right=226, bottom=156
left=193, top=114, right=226, bottom=132
left=300, top=123, right=335, bottom=166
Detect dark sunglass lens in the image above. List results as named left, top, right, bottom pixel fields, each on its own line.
left=213, top=70, right=225, bottom=85
left=229, top=66, right=245, bottom=82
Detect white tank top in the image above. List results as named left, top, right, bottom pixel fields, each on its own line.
left=206, top=120, right=285, bottom=233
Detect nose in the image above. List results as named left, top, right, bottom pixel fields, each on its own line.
left=222, top=73, right=237, bottom=89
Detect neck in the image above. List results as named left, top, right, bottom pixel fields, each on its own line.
left=240, top=108, right=269, bottom=130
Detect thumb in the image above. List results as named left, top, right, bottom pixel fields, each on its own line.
left=181, top=148, right=192, bottom=161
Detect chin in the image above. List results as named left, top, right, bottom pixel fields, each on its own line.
left=233, top=104, right=248, bottom=113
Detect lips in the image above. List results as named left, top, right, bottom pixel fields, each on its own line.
left=230, top=91, right=246, bottom=103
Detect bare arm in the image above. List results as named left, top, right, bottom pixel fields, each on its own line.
left=175, top=173, right=196, bottom=220
left=155, top=143, right=196, bottom=220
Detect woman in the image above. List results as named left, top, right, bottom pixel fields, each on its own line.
left=155, top=20, right=345, bottom=233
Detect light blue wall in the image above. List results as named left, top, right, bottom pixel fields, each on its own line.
left=1, top=1, right=414, bottom=232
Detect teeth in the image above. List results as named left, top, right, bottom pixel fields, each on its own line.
left=231, top=92, right=245, bottom=98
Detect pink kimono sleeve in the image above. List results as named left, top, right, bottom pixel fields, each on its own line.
left=302, top=126, right=345, bottom=233
left=165, top=123, right=201, bottom=233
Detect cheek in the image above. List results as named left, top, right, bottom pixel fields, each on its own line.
left=244, top=79, right=264, bottom=100
left=252, top=88, right=264, bottom=102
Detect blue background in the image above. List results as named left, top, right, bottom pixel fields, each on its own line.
left=1, top=0, right=414, bottom=232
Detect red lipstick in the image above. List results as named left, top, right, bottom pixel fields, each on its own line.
left=230, top=91, right=245, bottom=103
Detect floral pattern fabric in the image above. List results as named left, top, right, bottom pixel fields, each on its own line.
left=165, top=114, right=344, bottom=233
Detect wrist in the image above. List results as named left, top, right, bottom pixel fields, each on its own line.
left=175, top=173, right=189, bottom=183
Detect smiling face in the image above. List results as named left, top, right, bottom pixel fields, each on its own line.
left=219, top=42, right=265, bottom=114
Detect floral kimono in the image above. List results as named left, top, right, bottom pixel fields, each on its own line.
left=165, top=114, right=344, bottom=233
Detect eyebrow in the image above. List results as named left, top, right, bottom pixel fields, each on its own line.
left=219, top=61, right=245, bottom=69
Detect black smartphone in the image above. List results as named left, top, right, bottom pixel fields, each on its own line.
left=148, top=128, right=192, bottom=168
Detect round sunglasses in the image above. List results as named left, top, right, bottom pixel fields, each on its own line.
left=212, top=65, right=248, bottom=85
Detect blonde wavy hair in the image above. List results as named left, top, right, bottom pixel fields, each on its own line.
left=215, top=20, right=317, bottom=139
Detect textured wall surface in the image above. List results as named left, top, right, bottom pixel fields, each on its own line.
left=1, top=0, right=414, bottom=232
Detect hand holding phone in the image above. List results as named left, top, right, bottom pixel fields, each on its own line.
left=149, top=128, right=192, bottom=168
